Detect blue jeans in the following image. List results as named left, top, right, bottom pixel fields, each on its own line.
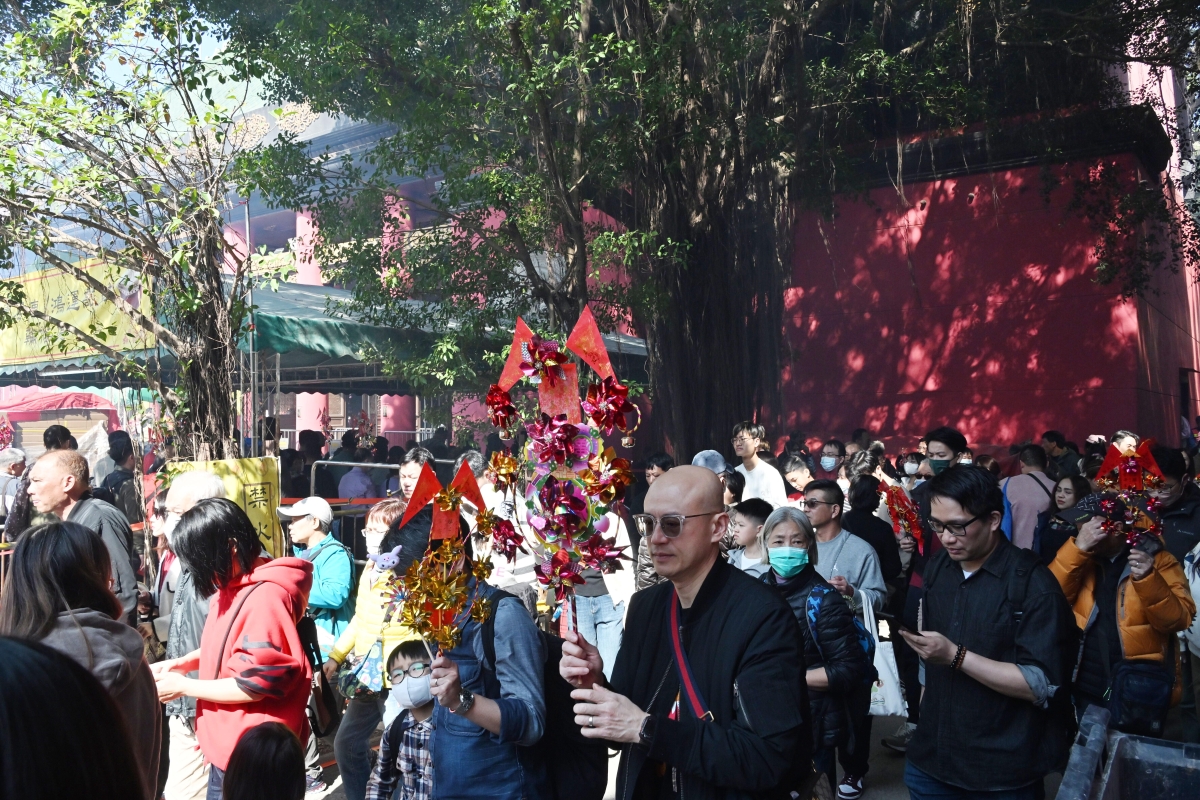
left=334, top=693, right=387, bottom=800
left=205, top=765, right=224, bottom=800
left=574, top=594, right=624, bottom=680
left=905, top=761, right=1039, bottom=800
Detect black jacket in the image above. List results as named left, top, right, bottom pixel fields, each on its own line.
left=764, top=565, right=870, bottom=749
left=610, top=558, right=812, bottom=800
left=1159, top=482, right=1200, bottom=564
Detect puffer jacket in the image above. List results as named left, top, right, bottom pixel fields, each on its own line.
left=1050, top=536, right=1196, bottom=703
left=765, top=564, right=870, bottom=748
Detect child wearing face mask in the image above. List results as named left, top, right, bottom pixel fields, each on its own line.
left=367, top=639, right=436, bottom=800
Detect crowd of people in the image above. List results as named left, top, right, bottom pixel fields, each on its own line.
left=2, top=418, right=1200, bottom=800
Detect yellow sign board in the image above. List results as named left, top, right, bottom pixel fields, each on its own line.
left=0, top=262, right=151, bottom=366
left=165, top=458, right=285, bottom=557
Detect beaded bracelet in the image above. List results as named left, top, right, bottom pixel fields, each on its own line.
left=951, top=644, right=967, bottom=670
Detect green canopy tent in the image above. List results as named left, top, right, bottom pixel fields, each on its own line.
left=0, top=280, right=417, bottom=394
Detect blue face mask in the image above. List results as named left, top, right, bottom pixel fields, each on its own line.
left=819, top=456, right=838, bottom=472
left=768, top=546, right=810, bottom=578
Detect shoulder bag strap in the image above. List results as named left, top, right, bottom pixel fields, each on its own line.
left=668, top=589, right=714, bottom=722
left=211, top=582, right=265, bottom=680
left=1030, top=474, right=1055, bottom=502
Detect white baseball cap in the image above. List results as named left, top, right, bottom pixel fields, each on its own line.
left=277, top=496, right=334, bottom=528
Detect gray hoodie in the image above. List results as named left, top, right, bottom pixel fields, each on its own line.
left=40, top=609, right=161, bottom=800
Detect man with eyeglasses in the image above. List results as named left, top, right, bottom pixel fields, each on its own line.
left=731, top=421, right=789, bottom=508
left=561, top=466, right=812, bottom=800
left=898, top=466, right=1076, bottom=800
left=802, top=480, right=884, bottom=800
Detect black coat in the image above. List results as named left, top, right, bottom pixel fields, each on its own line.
left=1159, top=482, right=1200, bottom=564
left=764, top=565, right=871, bottom=749
left=610, top=558, right=813, bottom=800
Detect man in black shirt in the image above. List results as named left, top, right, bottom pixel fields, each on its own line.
left=561, top=466, right=812, bottom=800
left=899, top=466, right=1076, bottom=799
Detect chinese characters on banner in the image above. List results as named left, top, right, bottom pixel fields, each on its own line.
left=162, top=458, right=284, bottom=557
left=0, top=262, right=150, bottom=366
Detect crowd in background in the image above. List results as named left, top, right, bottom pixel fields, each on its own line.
left=2, top=417, right=1200, bottom=800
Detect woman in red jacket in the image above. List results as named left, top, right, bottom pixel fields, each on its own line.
left=152, top=498, right=313, bottom=800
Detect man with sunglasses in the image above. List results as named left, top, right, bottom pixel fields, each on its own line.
left=561, top=466, right=812, bottom=800
left=898, top=466, right=1076, bottom=800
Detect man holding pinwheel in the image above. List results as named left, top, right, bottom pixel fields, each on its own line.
left=560, top=465, right=814, bottom=800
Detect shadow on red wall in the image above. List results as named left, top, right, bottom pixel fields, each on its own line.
left=783, top=154, right=1182, bottom=449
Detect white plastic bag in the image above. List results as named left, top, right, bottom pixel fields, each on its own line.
left=862, top=600, right=906, bottom=717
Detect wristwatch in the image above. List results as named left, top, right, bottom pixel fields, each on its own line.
left=638, top=714, right=656, bottom=747
left=453, top=687, right=476, bottom=715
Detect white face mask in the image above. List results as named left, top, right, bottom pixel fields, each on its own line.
left=392, top=672, right=432, bottom=709
left=364, top=528, right=387, bottom=556
left=903, top=462, right=919, bottom=476
left=163, top=513, right=182, bottom=546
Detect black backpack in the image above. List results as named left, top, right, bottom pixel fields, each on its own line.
left=482, top=591, right=608, bottom=800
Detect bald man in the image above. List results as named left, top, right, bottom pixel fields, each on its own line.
left=27, top=449, right=140, bottom=623
left=561, top=466, right=813, bottom=800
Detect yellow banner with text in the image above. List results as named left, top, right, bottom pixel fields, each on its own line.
left=0, top=262, right=150, bottom=367
left=164, top=458, right=284, bottom=557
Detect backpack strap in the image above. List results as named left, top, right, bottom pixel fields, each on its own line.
left=480, top=588, right=518, bottom=699
left=211, top=582, right=265, bottom=680
left=1005, top=546, right=1042, bottom=624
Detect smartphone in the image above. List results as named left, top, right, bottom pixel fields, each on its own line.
left=898, top=625, right=923, bottom=637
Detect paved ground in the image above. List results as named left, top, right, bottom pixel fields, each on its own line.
left=314, top=715, right=1066, bottom=799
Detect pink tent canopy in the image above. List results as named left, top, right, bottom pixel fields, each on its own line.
left=0, top=386, right=120, bottom=429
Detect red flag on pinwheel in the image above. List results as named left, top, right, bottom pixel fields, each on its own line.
left=397, top=462, right=513, bottom=650
left=1094, top=441, right=1165, bottom=493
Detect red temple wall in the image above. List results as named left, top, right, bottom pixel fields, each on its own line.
left=784, top=153, right=1200, bottom=450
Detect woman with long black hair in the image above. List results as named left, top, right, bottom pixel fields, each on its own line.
left=0, top=636, right=146, bottom=799
left=0, top=522, right=161, bottom=799
left=151, top=498, right=313, bottom=800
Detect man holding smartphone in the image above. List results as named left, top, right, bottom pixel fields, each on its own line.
left=898, top=466, right=1077, bottom=800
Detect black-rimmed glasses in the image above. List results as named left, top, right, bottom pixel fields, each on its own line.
left=388, top=662, right=430, bottom=683
left=927, top=514, right=983, bottom=537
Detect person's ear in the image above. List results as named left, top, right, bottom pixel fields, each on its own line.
left=711, top=512, right=729, bottom=543
left=986, top=510, right=1002, bottom=532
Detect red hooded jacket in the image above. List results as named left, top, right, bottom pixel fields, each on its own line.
left=196, top=556, right=314, bottom=771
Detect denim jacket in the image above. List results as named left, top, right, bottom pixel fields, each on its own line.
left=429, top=579, right=548, bottom=800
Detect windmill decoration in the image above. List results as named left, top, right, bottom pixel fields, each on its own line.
left=395, top=461, right=496, bottom=653
left=483, top=307, right=636, bottom=630
left=1092, top=441, right=1166, bottom=549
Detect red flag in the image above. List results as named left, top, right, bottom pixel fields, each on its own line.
left=396, top=462, right=442, bottom=530
left=565, top=305, right=614, bottom=380
left=497, top=318, right=535, bottom=391
left=538, top=363, right=581, bottom=423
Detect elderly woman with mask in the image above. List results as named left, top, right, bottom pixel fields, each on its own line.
left=759, top=506, right=874, bottom=793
